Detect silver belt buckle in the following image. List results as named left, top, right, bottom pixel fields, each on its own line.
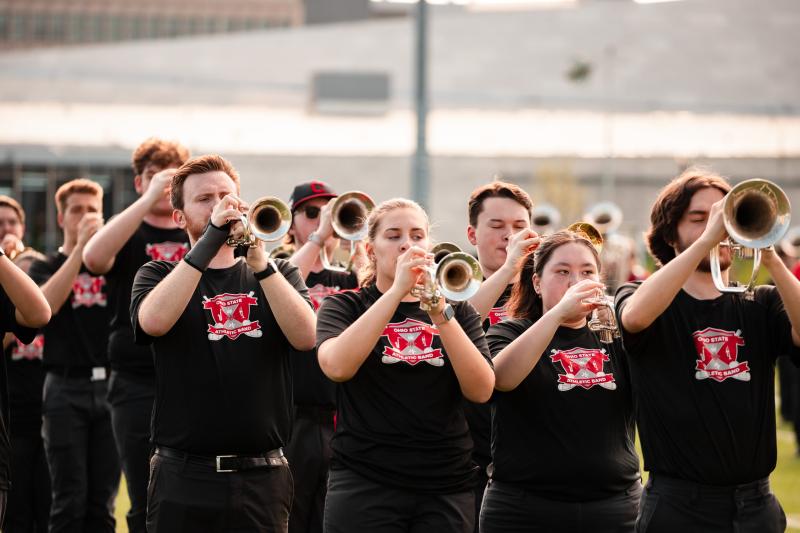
left=91, top=367, right=107, bottom=382
left=216, top=455, right=236, bottom=473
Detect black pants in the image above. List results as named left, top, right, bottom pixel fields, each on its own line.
left=42, top=372, right=120, bottom=533
left=146, top=450, right=293, bottom=533
left=285, top=406, right=334, bottom=533
left=479, top=478, right=641, bottom=533
left=471, top=462, right=489, bottom=533
left=635, top=475, right=786, bottom=533
left=107, top=371, right=154, bottom=533
left=324, top=467, right=474, bottom=533
left=5, top=418, right=50, bottom=533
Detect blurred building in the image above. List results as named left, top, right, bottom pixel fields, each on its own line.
left=0, top=0, right=798, bottom=253
left=0, top=0, right=378, bottom=50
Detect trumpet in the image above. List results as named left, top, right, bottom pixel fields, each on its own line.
left=320, top=191, right=375, bottom=272
left=531, top=204, right=561, bottom=235
left=709, top=179, right=791, bottom=295
left=584, top=202, right=623, bottom=236
left=412, top=243, right=483, bottom=312
left=585, top=288, right=621, bottom=344
left=268, top=243, right=295, bottom=260
left=226, top=197, right=292, bottom=247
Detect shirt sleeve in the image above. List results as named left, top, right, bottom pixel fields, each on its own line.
left=275, top=258, right=313, bottom=309
left=129, top=260, right=174, bottom=346
left=754, top=285, right=800, bottom=365
left=27, top=257, right=54, bottom=286
left=316, top=291, right=359, bottom=350
left=486, top=319, right=530, bottom=359
left=613, top=282, right=654, bottom=355
left=455, top=300, right=492, bottom=367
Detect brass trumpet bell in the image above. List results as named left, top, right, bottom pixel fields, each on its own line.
left=226, top=196, right=292, bottom=247
left=584, top=202, right=623, bottom=235
left=321, top=191, right=375, bottom=272
left=566, top=222, right=604, bottom=251
left=412, top=243, right=483, bottom=311
left=710, top=179, right=791, bottom=294
left=531, top=203, right=561, bottom=235
left=436, top=252, right=482, bottom=302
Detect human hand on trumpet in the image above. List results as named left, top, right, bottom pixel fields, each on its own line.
left=504, top=228, right=541, bottom=269
left=549, top=279, right=604, bottom=325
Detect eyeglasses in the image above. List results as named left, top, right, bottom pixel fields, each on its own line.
left=297, top=205, right=321, bottom=219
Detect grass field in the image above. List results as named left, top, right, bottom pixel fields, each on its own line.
left=112, top=420, right=800, bottom=532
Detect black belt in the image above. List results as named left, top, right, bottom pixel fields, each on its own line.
left=47, top=365, right=108, bottom=381
left=155, top=445, right=286, bottom=473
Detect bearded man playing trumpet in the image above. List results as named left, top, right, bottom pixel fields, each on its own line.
left=615, top=168, right=800, bottom=532
left=130, top=155, right=316, bottom=533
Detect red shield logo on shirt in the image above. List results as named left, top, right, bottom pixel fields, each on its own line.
left=549, top=347, right=616, bottom=391
left=202, top=292, right=262, bottom=341
left=145, top=242, right=189, bottom=262
left=308, top=283, right=343, bottom=311
left=72, top=273, right=107, bottom=308
left=380, top=318, right=444, bottom=367
left=692, top=327, right=750, bottom=382
left=487, top=305, right=509, bottom=326
left=11, top=334, right=44, bottom=361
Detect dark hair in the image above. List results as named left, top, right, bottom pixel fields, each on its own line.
left=467, top=180, right=533, bottom=227
left=132, top=137, right=190, bottom=176
left=647, top=167, right=730, bottom=267
left=506, top=230, right=601, bottom=321
left=170, top=155, right=241, bottom=210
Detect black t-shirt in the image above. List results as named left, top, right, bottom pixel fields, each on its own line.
left=28, top=252, right=111, bottom=369
left=0, top=289, right=38, bottom=489
left=615, top=282, right=800, bottom=485
left=487, top=319, right=639, bottom=501
left=316, top=284, right=492, bottom=494
left=291, top=269, right=359, bottom=408
left=130, top=258, right=311, bottom=455
left=465, top=284, right=514, bottom=469
left=102, top=222, right=188, bottom=375
left=4, top=333, right=45, bottom=431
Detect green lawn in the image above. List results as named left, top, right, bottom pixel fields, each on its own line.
left=112, top=422, right=800, bottom=533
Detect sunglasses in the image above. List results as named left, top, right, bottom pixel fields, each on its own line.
left=297, top=205, right=321, bottom=219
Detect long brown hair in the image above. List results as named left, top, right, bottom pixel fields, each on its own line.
left=358, top=198, right=430, bottom=287
left=647, top=167, right=730, bottom=267
left=506, top=230, right=601, bottom=321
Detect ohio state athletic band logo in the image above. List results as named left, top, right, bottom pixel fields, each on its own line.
left=145, top=241, right=189, bottom=262
left=72, top=273, right=107, bottom=308
left=549, top=347, right=617, bottom=391
left=381, top=318, right=444, bottom=367
left=692, top=327, right=750, bottom=382
left=487, top=305, right=509, bottom=326
left=202, top=292, right=262, bottom=341
left=11, top=334, right=44, bottom=361
left=308, top=284, right=343, bottom=311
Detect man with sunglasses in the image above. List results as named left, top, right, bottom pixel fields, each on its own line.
left=284, top=181, right=359, bottom=533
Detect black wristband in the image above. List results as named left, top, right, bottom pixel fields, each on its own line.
left=183, top=221, right=230, bottom=272
left=254, top=259, right=278, bottom=280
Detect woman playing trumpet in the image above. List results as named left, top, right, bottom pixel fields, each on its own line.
left=482, top=229, right=641, bottom=533
left=316, top=198, right=494, bottom=533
